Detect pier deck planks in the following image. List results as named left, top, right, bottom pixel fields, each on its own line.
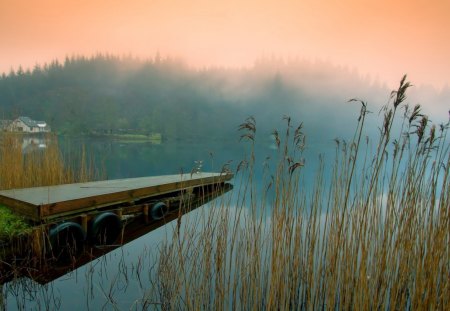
left=0, top=172, right=232, bottom=222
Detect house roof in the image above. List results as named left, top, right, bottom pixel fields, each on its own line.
left=18, top=117, right=47, bottom=128
left=0, top=117, right=49, bottom=131
left=18, top=116, right=39, bottom=128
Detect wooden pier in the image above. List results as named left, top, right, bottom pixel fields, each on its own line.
left=0, top=172, right=232, bottom=222
left=0, top=182, right=233, bottom=285
left=0, top=172, right=233, bottom=264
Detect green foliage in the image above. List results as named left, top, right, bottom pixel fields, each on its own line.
left=0, top=205, right=31, bottom=240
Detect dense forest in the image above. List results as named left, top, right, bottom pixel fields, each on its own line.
left=1, top=54, right=448, bottom=141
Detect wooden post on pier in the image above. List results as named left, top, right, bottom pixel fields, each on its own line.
left=143, top=204, right=149, bottom=224
left=31, top=226, right=45, bottom=260
left=116, top=208, right=123, bottom=218
left=80, top=214, right=88, bottom=234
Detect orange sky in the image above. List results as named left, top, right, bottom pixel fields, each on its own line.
left=1, top=0, right=449, bottom=88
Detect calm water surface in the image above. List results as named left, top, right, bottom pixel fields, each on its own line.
left=2, top=136, right=330, bottom=310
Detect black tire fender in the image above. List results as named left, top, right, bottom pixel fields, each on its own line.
left=150, top=202, right=168, bottom=220
left=89, top=212, right=122, bottom=245
left=49, top=221, right=86, bottom=259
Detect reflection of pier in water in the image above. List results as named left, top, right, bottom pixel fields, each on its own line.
left=0, top=182, right=232, bottom=285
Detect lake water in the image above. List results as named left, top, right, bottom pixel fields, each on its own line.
left=2, top=124, right=448, bottom=310
left=1, top=135, right=333, bottom=310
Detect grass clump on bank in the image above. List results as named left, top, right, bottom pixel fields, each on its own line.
left=147, top=76, right=449, bottom=310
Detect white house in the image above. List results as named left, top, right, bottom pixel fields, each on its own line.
left=3, top=116, right=50, bottom=133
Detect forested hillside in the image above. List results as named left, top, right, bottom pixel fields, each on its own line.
left=1, top=55, right=447, bottom=140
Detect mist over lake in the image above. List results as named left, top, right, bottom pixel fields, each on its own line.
left=1, top=55, right=448, bottom=142
left=1, top=56, right=449, bottom=310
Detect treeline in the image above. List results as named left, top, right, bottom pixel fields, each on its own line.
left=1, top=54, right=446, bottom=141
left=0, top=55, right=234, bottom=139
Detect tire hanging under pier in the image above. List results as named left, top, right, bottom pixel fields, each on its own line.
left=49, top=222, right=86, bottom=261
left=150, top=202, right=168, bottom=220
left=88, top=212, right=122, bottom=246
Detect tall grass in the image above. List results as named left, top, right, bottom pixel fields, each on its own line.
left=149, top=76, right=449, bottom=310
left=0, top=133, right=100, bottom=190
left=0, top=133, right=101, bottom=241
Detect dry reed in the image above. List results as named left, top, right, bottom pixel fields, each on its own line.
left=149, top=76, right=449, bottom=310
left=0, top=133, right=99, bottom=190
left=0, top=133, right=101, bottom=241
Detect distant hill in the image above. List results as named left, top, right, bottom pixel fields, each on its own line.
left=1, top=55, right=447, bottom=141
